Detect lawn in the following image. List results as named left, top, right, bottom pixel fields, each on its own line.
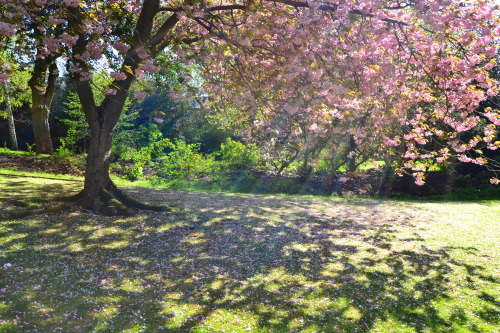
left=0, top=172, right=499, bottom=332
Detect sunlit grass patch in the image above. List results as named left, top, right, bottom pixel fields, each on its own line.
left=160, top=299, right=202, bottom=329
left=0, top=168, right=83, bottom=182
left=194, top=309, right=264, bottom=333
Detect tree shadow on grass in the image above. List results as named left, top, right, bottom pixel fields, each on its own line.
left=1, top=186, right=499, bottom=332
left=0, top=178, right=81, bottom=219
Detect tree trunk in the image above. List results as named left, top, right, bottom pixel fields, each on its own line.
left=75, top=111, right=167, bottom=214
left=65, top=0, right=175, bottom=214
left=31, top=91, right=53, bottom=154
left=28, top=60, right=58, bottom=155
left=347, top=136, right=357, bottom=174
left=78, top=119, right=126, bottom=214
left=2, top=81, right=18, bottom=150
left=68, top=62, right=168, bottom=214
left=82, top=121, right=114, bottom=202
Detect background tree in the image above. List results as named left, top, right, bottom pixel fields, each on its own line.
left=0, top=2, right=74, bottom=154
left=0, top=51, right=31, bottom=150
left=1, top=81, right=16, bottom=150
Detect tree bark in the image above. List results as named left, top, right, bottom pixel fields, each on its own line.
left=28, top=59, right=58, bottom=154
left=2, top=81, right=18, bottom=151
left=82, top=118, right=114, bottom=202
left=73, top=74, right=137, bottom=213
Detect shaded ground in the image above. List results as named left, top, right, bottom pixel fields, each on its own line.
left=0, top=154, right=84, bottom=176
left=0, top=175, right=499, bottom=332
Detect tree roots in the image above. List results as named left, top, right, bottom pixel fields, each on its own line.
left=57, top=183, right=173, bottom=216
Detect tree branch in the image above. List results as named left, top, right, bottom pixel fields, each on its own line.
left=159, top=4, right=249, bottom=13
left=45, top=61, right=58, bottom=102
left=269, top=0, right=409, bottom=25
left=146, top=13, right=179, bottom=55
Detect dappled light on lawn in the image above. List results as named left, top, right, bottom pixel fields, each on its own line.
left=0, top=175, right=499, bottom=332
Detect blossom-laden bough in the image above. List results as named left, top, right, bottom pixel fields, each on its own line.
left=0, top=0, right=499, bottom=213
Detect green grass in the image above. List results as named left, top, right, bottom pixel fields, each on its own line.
left=0, top=173, right=499, bottom=332
left=0, top=168, right=84, bottom=181
left=0, top=147, right=39, bottom=157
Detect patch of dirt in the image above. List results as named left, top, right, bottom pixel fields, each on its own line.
left=0, top=154, right=85, bottom=176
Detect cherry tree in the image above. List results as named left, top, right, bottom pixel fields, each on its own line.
left=195, top=0, right=500, bottom=186
left=1, top=0, right=499, bottom=212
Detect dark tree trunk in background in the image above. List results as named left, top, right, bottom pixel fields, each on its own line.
left=2, top=81, right=18, bottom=150
left=28, top=59, right=58, bottom=154
left=347, top=136, right=357, bottom=174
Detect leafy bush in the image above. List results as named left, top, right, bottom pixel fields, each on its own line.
left=219, top=138, right=261, bottom=172
left=124, top=166, right=143, bottom=181
left=159, top=139, right=217, bottom=180
left=131, top=124, right=172, bottom=167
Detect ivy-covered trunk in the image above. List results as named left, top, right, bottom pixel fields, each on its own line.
left=28, top=59, right=57, bottom=155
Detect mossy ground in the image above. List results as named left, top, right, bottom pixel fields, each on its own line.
left=0, top=172, right=499, bottom=332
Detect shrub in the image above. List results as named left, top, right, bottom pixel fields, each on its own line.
left=159, top=139, right=217, bottom=180
left=219, top=138, right=261, bottom=172
left=124, top=166, right=143, bottom=181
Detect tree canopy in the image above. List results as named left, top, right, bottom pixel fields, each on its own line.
left=1, top=0, right=499, bottom=210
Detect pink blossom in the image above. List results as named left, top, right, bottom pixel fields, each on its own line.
left=485, top=62, right=495, bottom=70
left=134, top=68, right=144, bottom=77
left=60, top=33, right=78, bottom=47
left=136, top=48, right=148, bottom=59
left=140, top=59, right=160, bottom=73
left=383, top=136, right=399, bottom=146
left=415, top=178, right=425, bottom=186
left=414, top=173, right=425, bottom=186
left=0, top=73, right=11, bottom=82
left=309, top=123, right=321, bottom=133
left=110, top=72, right=127, bottom=81
left=436, top=157, right=445, bottom=163
left=0, top=22, right=16, bottom=37
left=415, top=138, right=426, bottom=145
left=134, top=91, right=147, bottom=100
left=486, top=88, right=496, bottom=97
left=113, top=41, right=131, bottom=53
left=472, top=158, right=486, bottom=166
left=485, top=46, right=497, bottom=58
left=458, top=154, right=471, bottom=163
